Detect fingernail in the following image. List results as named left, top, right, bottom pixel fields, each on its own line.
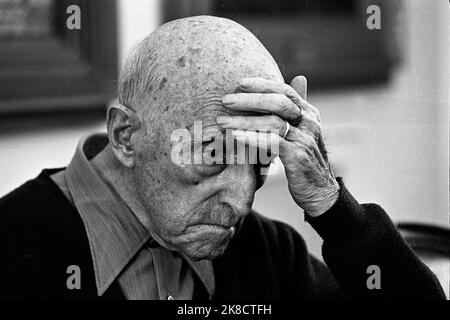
left=222, top=95, right=236, bottom=105
left=216, top=116, right=231, bottom=126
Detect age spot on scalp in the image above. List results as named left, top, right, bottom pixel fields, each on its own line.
left=176, top=56, right=186, bottom=68
left=188, top=47, right=201, bottom=55
left=159, top=77, right=168, bottom=90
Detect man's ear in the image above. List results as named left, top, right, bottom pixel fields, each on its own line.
left=106, top=102, right=141, bottom=168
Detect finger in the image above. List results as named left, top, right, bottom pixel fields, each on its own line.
left=289, top=76, right=321, bottom=123
left=238, top=78, right=290, bottom=93
left=292, top=113, right=329, bottom=163
left=290, top=76, right=307, bottom=100
left=231, top=129, right=326, bottom=170
left=231, top=130, right=288, bottom=156
left=222, top=93, right=302, bottom=120
left=296, top=99, right=321, bottom=124
left=238, top=78, right=305, bottom=107
left=238, top=77, right=318, bottom=121
left=293, top=128, right=327, bottom=168
left=216, top=115, right=288, bottom=137
left=297, top=112, right=321, bottom=137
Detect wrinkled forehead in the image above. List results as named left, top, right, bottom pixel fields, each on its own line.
left=153, top=17, right=283, bottom=126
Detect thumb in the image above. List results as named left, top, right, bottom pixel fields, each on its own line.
left=290, top=76, right=307, bottom=100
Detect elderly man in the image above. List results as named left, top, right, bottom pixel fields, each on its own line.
left=0, top=16, right=444, bottom=300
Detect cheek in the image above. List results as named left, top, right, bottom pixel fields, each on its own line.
left=133, top=154, right=199, bottom=235
left=132, top=131, right=220, bottom=239
left=133, top=141, right=177, bottom=227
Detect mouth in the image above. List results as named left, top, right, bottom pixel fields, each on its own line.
left=186, top=203, right=239, bottom=236
left=192, top=223, right=235, bottom=230
left=189, top=223, right=236, bottom=234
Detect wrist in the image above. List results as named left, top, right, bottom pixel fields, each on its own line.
left=304, top=183, right=340, bottom=217
left=305, top=178, right=367, bottom=242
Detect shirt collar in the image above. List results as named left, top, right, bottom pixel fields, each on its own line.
left=64, top=133, right=214, bottom=297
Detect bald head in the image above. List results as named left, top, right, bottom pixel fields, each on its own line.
left=118, top=15, right=283, bottom=123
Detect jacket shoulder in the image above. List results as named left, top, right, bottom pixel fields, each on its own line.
left=0, top=170, right=96, bottom=298
left=0, top=170, right=79, bottom=241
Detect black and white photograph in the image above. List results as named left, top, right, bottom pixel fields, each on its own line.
left=0, top=0, right=448, bottom=305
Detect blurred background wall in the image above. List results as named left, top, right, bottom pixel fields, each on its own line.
left=0, top=0, right=448, bottom=264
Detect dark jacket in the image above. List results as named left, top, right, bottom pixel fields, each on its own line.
left=0, top=169, right=445, bottom=299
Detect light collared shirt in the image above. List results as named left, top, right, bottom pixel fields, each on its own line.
left=51, top=133, right=215, bottom=300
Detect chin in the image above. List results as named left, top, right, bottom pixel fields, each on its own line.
left=186, top=248, right=227, bottom=261
left=182, top=240, right=231, bottom=261
left=173, top=224, right=235, bottom=260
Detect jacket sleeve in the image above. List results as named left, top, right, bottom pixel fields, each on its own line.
left=304, top=178, right=446, bottom=299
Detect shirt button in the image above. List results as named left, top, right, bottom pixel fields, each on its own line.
left=167, top=293, right=174, bottom=300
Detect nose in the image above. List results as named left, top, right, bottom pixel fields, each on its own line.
left=218, top=164, right=256, bottom=218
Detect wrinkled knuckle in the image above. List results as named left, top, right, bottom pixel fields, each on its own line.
left=280, top=99, right=292, bottom=114
left=284, top=85, right=297, bottom=99
left=282, top=100, right=297, bottom=117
